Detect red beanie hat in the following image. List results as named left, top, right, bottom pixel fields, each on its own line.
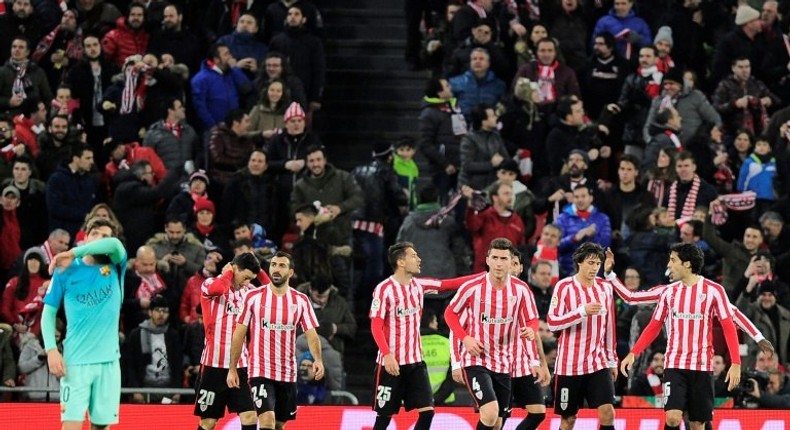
left=194, top=197, right=215, bottom=215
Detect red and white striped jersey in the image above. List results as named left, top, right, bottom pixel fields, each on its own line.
left=370, top=276, right=441, bottom=365
left=238, top=285, right=319, bottom=382
left=200, top=271, right=253, bottom=368
left=606, top=273, right=765, bottom=342
left=547, top=276, right=618, bottom=376
left=447, top=274, right=540, bottom=374
left=650, top=277, right=733, bottom=371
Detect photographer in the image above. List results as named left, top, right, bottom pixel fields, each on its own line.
left=747, top=369, right=790, bottom=408
left=296, top=351, right=328, bottom=405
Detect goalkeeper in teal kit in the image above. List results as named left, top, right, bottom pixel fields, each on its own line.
left=41, top=218, right=127, bottom=430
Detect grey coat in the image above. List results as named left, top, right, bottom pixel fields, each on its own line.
left=397, top=204, right=457, bottom=279
left=143, top=120, right=199, bottom=170
left=295, top=333, right=343, bottom=390
left=643, top=87, right=721, bottom=144
left=459, top=129, right=509, bottom=191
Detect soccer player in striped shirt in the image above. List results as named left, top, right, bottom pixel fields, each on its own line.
left=445, top=238, right=541, bottom=430
left=621, top=243, right=742, bottom=430
left=601, top=249, right=775, bottom=359
left=194, top=252, right=266, bottom=430
left=42, top=218, right=126, bottom=430
left=228, top=251, right=324, bottom=430
left=449, top=249, right=551, bottom=430
left=547, top=242, right=617, bottom=430
left=369, top=242, right=436, bottom=430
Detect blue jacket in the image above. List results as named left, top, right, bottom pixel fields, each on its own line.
left=216, top=31, right=268, bottom=63
left=592, top=9, right=652, bottom=59
left=556, top=204, right=612, bottom=275
left=45, top=164, right=98, bottom=237
left=190, top=62, right=251, bottom=130
left=737, top=154, right=777, bottom=200
left=448, top=70, right=506, bottom=117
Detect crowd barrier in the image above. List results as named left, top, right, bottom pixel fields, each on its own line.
left=1, top=405, right=786, bottom=430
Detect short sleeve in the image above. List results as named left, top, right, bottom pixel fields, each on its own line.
left=42, top=271, right=66, bottom=309
left=300, top=295, right=319, bottom=332
left=237, top=291, right=255, bottom=326
left=369, top=284, right=389, bottom=319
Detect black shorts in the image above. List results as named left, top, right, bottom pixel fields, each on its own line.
left=248, top=377, right=298, bottom=422
left=463, top=366, right=512, bottom=418
left=553, top=369, right=615, bottom=417
left=663, top=368, right=714, bottom=422
left=372, top=361, right=434, bottom=415
left=512, top=374, right=545, bottom=408
left=193, top=366, right=254, bottom=419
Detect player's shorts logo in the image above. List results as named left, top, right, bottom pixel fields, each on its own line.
left=200, top=404, right=207, bottom=412
left=560, top=402, right=568, bottom=410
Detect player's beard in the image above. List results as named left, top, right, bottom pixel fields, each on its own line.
left=271, top=274, right=289, bottom=288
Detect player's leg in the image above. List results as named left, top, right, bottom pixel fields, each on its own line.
left=584, top=369, right=615, bottom=430
left=88, top=361, right=122, bottom=430
left=554, top=374, right=583, bottom=430
left=686, top=371, right=714, bottom=430
left=512, top=375, right=546, bottom=430
left=402, top=362, right=435, bottom=430
left=489, top=371, right=512, bottom=430
left=60, top=363, right=93, bottom=430
left=248, top=377, right=279, bottom=430
left=372, top=362, right=404, bottom=430
left=194, top=367, right=233, bottom=430
left=272, top=381, right=298, bottom=429
left=462, top=366, right=500, bottom=430
left=230, top=369, right=258, bottom=430
left=662, top=369, right=689, bottom=430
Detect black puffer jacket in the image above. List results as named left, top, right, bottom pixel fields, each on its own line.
left=417, top=97, right=463, bottom=175
left=351, top=159, right=407, bottom=224
left=616, top=72, right=655, bottom=147
left=220, top=168, right=279, bottom=237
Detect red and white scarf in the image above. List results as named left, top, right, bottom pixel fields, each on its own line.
left=656, top=55, right=675, bottom=73
left=664, top=130, right=682, bottom=150
left=134, top=270, right=166, bottom=299
left=40, top=240, right=55, bottom=264
left=468, top=1, right=487, bottom=18
left=537, top=60, right=559, bottom=103
left=646, top=367, right=663, bottom=396
left=10, top=60, right=28, bottom=100
left=638, top=66, right=662, bottom=98
left=33, top=24, right=83, bottom=64
left=667, top=175, right=701, bottom=220
left=532, top=239, right=559, bottom=284
left=614, top=28, right=634, bottom=59
left=120, top=63, right=148, bottom=114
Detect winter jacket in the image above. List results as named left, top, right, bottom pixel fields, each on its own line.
left=166, top=190, right=204, bottom=229
left=104, top=143, right=168, bottom=184
left=550, top=8, right=588, bottom=73
left=45, top=164, right=98, bottom=237
left=208, top=123, right=260, bottom=185
left=737, top=154, right=776, bottom=200
left=291, top=165, right=364, bottom=245
left=295, top=284, right=356, bottom=355
left=17, top=335, right=59, bottom=401
left=0, top=14, right=41, bottom=65
left=545, top=121, right=593, bottom=177
left=101, top=17, right=150, bottom=67
left=111, top=167, right=183, bottom=252
left=512, top=61, right=581, bottom=105
left=220, top=169, right=279, bottom=239
left=263, top=1, right=324, bottom=42
left=66, top=58, right=118, bottom=129
left=122, top=321, right=182, bottom=388
left=248, top=104, right=286, bottom=137
left=0, top=61, right=52, bottom=115
left=295, top=333, right=343, bottom=390
left=466, top=206, right=526, bottom=272
left=448, top=70, right=506, bottom=117
left=661, top=177, right=718, bottom=220
left=396, top=203, right=457, bottom=279
left=351, top=159, right=407, bottom=225
left=180, top=270, right=208, bottom=324
left=1, top=274, right=47, bottom=335
left=459, top=129, right=509, bottom=190
left=616, top=72, right=657, bottom=147
left=643, top=123, right=681, bottom=171
left=624, top=230, right=672, bottom=287
left=146, top=232, right=206, bottom=289
left=445, top=39, right=509, bottom=81
left=736, top=298, right=790, bottom=369
left=147, top=28, right=202, bottom=74
left=268, top=26, right=325, bottom=103
left=643, top=87, right=721, bottom=144
left=143, top=120, right=199, bottom=171
left=266, top=131, right=322, bottom=189
left=712, top=75, right=780, bottom=135
left=417, top=97, right=463, bottom=175
left=483, top=180, right=537, bottom=240
left=76, top=0, right=121, bottom=36
left=191, top=62, right=252, bottom=130
left=1, top=177, right=48, bottom=248
left=217, top=31, right=268, bottom=63
left=0, top=324, right=15, bottom=385
left=702, top=215, right=756, bottom=294
left=591, top=9, right=652, bottom=59
left=555, top=204, right=612, bottom=275
left=711, top=27, right=766, bottom=88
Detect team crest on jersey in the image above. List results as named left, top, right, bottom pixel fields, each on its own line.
left=475, top=391, right=483, bottom=400
left=256, top=399, right=263, bottom=408
left=371, top=298, right=381, bottom=311
left=289, top=303, right=298, bottom=312
left=508, top=296, right=516, bottom=304
left=378, top=399, right=386, bottom=408
left=698, top=293, right=706, bottom=301
left=560, top=402, right=568, bottom=410
left=100, top=265, right=111, bottom=276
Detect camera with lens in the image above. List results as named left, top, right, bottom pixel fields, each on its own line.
left=733, top=370, right=770, bottom=408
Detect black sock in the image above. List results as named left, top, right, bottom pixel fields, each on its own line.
left=600, top=425, right=615, bottom=430
left=665, top=425, right=680, bottom=430
left=517, top=412, right=547, bottom=430
left=241, top=425, right=256, bottom=430
left=373, top=415, right=392, bottom=430
left=415, top=410, right=435, bottom=430
left=477, top=421, right=494, bottom=430
left=196, top=426, right=205, bottom=430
